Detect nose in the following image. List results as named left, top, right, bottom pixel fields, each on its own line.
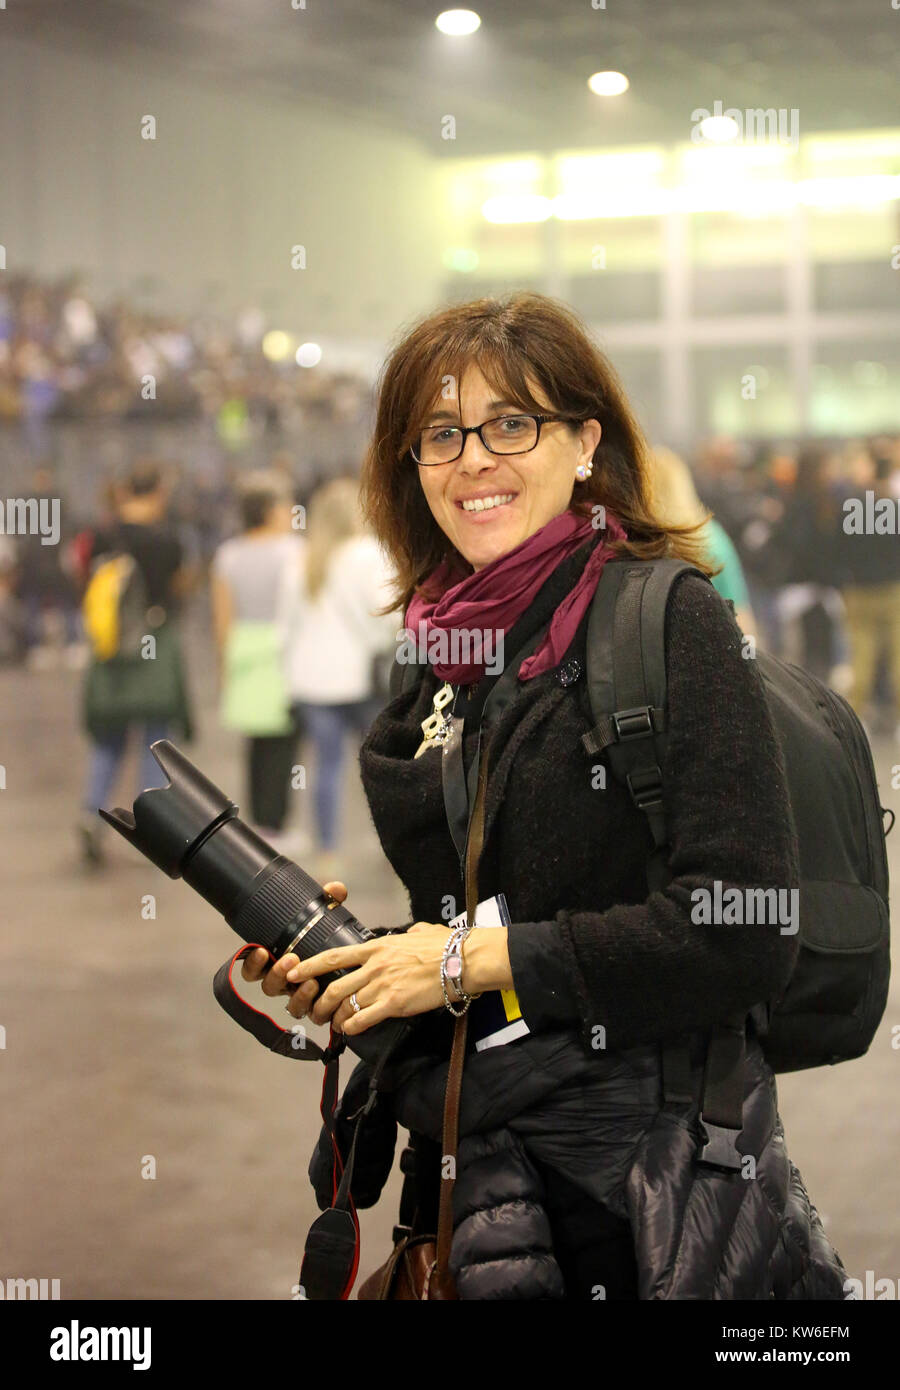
left=456, top=430, right=497, bottom=472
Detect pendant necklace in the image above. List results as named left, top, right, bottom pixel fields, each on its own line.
left=414, top=680, right=456, bottom=758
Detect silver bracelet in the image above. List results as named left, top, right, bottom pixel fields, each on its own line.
left=441, top=925, right=473, bottom=1017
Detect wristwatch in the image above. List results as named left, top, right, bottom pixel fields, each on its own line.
left=445, top=937, right=466, bottom=999
left=441, top=925, right=475, bottom=1015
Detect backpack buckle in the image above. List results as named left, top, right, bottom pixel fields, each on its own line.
left=612, top=706, right=654, bottom=741
left=697, top=1118, right=743, bottom=1171
left=625, top=765, right=663, bottom=811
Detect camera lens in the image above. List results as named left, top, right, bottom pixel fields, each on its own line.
left=100, top=740, right=373, bottom=984
left=100, top=740, right=413, bottom=1069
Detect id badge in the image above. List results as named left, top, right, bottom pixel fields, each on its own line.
left=447, top=893, right=531, bottom=1052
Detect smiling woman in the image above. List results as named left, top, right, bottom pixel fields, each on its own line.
left=245, top=289, right=847, bottom=1303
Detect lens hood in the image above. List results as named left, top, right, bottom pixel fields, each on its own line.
left=99, top=739, right=237, bottom=878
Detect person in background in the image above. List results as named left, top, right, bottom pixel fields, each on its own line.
left=79, top=460, right=193, bottom=866
left=837, top=449, right=900, bottom=739
left=211, top=470, right=305, bottom=849
left=691, top=434, right=754, bottom=543
left=279, top=476, right=396, bottom=881
left=17, top=463, right=82, bottom=667
left=649, top=446, right=756, bottom=636
left=0, top=536, right=26, bottom=666
left=770, top=444, right=845, bottom=684
left=731, top=448, right=794, bottom=656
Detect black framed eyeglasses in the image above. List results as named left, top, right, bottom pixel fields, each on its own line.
left=409, top=413, right=579, bottom=466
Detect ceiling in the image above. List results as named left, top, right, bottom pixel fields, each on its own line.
left=6, top=0, right=900, bottom=157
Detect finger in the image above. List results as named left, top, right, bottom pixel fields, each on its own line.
left=322, top=880, right=348, bottom=903
left=331, top=1000, right=353, bottom=1033
left=342, top=995, right=393, bottom=1037
left=286, top=941, right=374, bottom=985
left=261, top=953, right=300, bottom=998
left=331, top=981, right=377, bottom=1033
left=240, top=947, right=271, bottom=982
left=309, top=965, right=374, bottom=1027
left=286, top=979, right=320, bottom=1020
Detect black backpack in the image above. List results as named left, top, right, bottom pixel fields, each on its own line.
left=581, top=558, right=891, bottom=1079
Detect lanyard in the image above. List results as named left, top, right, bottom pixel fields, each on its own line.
left=440, top=622, right=549, bottom=875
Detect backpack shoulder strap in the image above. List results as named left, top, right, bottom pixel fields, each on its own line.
left=582, top=556, right=746, bottom=1170
left=582, top=557, right=710, bottom=885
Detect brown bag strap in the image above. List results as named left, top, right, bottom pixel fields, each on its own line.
left=431, top=734, right=491, bottom=1293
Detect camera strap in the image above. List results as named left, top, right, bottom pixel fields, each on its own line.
left=212, top=944, right=404, bottom=1299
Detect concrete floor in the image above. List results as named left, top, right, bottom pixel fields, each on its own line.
left=2, top=613, right=898, bottom=1299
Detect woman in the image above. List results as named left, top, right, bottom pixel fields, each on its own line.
left=278, top=476, right=396, bottom=881
left=211, top=470, right=303, bottom=848
left=649, top=445, right=756, bottom=635
left=242, top=292, right=845, bottom=1300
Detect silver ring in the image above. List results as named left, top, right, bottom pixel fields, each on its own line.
left=349, top=993, right=362, bottom=1013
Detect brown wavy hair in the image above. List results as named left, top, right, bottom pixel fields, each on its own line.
left=360, top=290, right=714, bottom=615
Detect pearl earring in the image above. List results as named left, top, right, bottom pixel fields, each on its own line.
left=575, top=462, right=593, bottom=481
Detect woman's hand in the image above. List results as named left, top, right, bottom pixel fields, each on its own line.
left=239, top=881, right=452, bottom=1035
left=239, top=879, right=515, bottom=1035
left=292, top=908, right=454, bottom=1036
left=237, top=880, right=353, bottom=1020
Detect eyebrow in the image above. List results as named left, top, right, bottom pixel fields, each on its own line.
left=425, top=399, right=525, bottom=424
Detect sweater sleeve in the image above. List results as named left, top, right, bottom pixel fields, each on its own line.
left=506, top=573, right=801, bottom=1051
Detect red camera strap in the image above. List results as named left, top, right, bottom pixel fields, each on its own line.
left=212, top=945, right=360, bottom=1299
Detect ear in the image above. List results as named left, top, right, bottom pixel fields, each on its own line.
left=578, top=418, right=602, bottom=465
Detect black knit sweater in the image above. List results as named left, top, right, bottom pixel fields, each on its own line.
left=358, top=546, right=800, bottom=1058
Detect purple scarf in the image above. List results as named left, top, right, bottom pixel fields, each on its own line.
left=405, top=507, right=627, bottom=684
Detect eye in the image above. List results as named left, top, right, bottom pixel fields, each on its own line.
left=498, top=416, right=527, bottom=433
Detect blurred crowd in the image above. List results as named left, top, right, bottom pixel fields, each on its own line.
left=1, top=280, right=899, bottom=870
left=687, top=432, right=900, bottom=731
left=0, top=272, right=372, bottom=449
left=0, top=426, right=896, bottom=881
left=0, top=457, right=397, bottom=880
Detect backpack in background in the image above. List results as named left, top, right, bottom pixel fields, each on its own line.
left=82, top=551, right=152, bottom=662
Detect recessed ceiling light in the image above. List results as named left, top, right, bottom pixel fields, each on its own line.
left=698, top=114, right=740, bottom=143
left=436, top=9, right=481, bottom=36
left=588, top=71, right=629, bottom=97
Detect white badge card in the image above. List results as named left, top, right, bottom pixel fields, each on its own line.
left=447, top=893, right=531, bottom=1052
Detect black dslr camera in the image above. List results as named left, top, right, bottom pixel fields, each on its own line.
left=100, top=739, right=407, bottom=1065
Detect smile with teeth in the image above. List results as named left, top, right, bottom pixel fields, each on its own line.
left=458, top=492, right=516, bottom=513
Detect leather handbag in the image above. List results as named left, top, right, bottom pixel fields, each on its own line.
left=356, top=738, right=490, bottom=1300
